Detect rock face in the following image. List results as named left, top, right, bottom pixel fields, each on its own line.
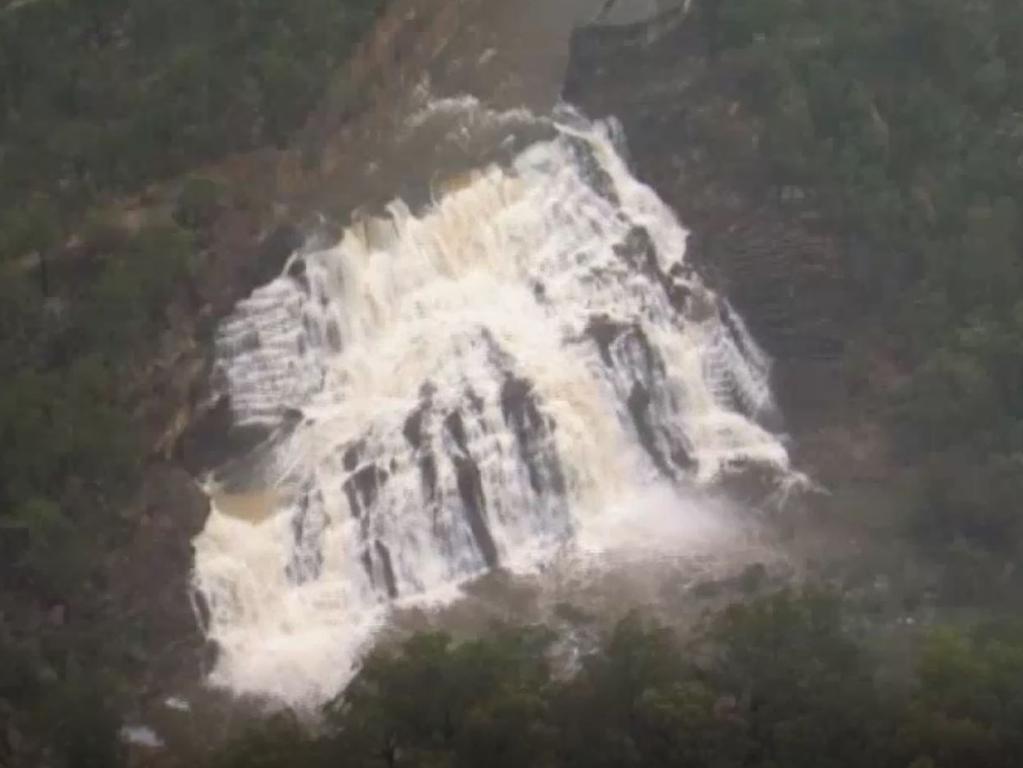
left=106, top=465, right=213, bottom=698
left=563, top=7, right=902, bottom=542
left=564, top=14, right=856, bottom=370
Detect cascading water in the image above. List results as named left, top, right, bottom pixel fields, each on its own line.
left=192, top=105, right=793, bottom=706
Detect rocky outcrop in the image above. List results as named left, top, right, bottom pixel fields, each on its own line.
left=563, top=7, right=902, bottom=543
left=304, top=0, right=485, bottom=158
left=564, top=14, right=856, bottom=368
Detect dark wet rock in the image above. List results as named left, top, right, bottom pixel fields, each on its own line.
left=540, top=449, right=568, bottom=497
left=627, top=382, right=672, bottom=477
left=445, top=411, right=469, bottom=454
left=500, top=376, right=565, bottom=496
left=251, top=223, right=303, bottom=288
left=565, top=135, right=620, bottom=205
left=565, top=15, right=853, bottom=365
left=141, top=465, right=210, bottom=537
left=282, top=408, right=304, bottom=425
left=206, top=428, right=284, bottom=493
left=589, top=321, right=662, bottom=386
left=668, top=441, right=694, bottom=472
left=709, top=305, right=781, bottom=425
left=360, top=548, right=375, bottom=585
left=716, top=460, right=789, bottom=512
left=287, top=257, right=307, bottom=280
left=613, top=226, right=661, bottom=283
left=625, top=325, right=659, bottom=377
left=375, top=541, right=399, bottom=599
left=176, top=395, right=273, bottom=477
left=325, top=319, right=342, bottom=352
left=666, top=280, right=693, bottom=314
left=192, top=589, right=212, bottom=636
left=344, top=481, right=362, bottom=519
left=232, top=329, right=261, bottom=355
left=501, top=377, right=547, bottom=441
left=500, top=376, right=533, bottom=425
left=683, top=287, right=717, bottom=324
left=343, top=464, right=388, bottom=521
left=453, top=455, right=498, bottom=569
left=343, top=442, right=362, bottom=471
left=419, top=454, right=438, bottom=502
left=466, top=388, right=485, bottom=413
left=586, top=314, right=629, bottom=367
left=355, top=465, right=388, bottom=509
left=564, top=3, right=688, bottom=98
left=403, top=407, right=425, bottom=450
left=287, top=257, right=309, bottom=293
left=588, top=319, right=692, bottom=474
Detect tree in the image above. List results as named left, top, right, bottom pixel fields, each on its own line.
left=900, top=623, right=1023, bottom=767
left=703, top=590, right=890, bottom=768
left=329, top=627, right=554, bottom=768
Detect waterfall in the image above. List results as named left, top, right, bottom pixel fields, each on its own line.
left=192, top=105, right=792, bottom=706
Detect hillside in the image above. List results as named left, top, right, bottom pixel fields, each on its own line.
left=3, top=1, right=1023, bottom=767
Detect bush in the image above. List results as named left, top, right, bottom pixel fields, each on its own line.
left=174, top=177, right=225, bottom=230
left=0, top=0, right=384, bottom=227
left=201, top=594, right=1023, bottom=768
left=73, top=223, right=193, bottom=358
left=702, top=0, right=1023, bottom=592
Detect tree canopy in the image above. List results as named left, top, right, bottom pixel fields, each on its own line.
left=200, top=593, right=1023, bottom=768
left=702, top=0, right=1023, bottom=599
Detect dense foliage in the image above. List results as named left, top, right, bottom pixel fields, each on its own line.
left=3, top=2, right=1023, bottom=766
left=0, top=0, right=381, bottom=598
left=0, top=3, right=382, bottom=759
left=701, top=0, right=1023, bottom=596
left=198, top=593, right=1023, bottom=768
left=0, top=0, right=380, bottom=249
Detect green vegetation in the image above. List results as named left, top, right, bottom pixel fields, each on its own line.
left=0, top=0, right=381, bottom=253
left=0, top=633, right=127, bottom=768
left=0, top=0, right=382, bottom=599
left=0, top=8, right=384, bottom=751
left=0, top=215, right=202, bottom=599
left=3, top=592, right=1014, bottom=766
left=701, top=0, right=1023, bottom=599
left=198, top=592, right=1023, bottom=768
left=4, top=1, right=1023, bottom=766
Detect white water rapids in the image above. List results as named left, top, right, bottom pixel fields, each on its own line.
left=191, top=105, right=793, bottom=706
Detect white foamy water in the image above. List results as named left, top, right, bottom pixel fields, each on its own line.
left=192, top=105, right=792, bottom=707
